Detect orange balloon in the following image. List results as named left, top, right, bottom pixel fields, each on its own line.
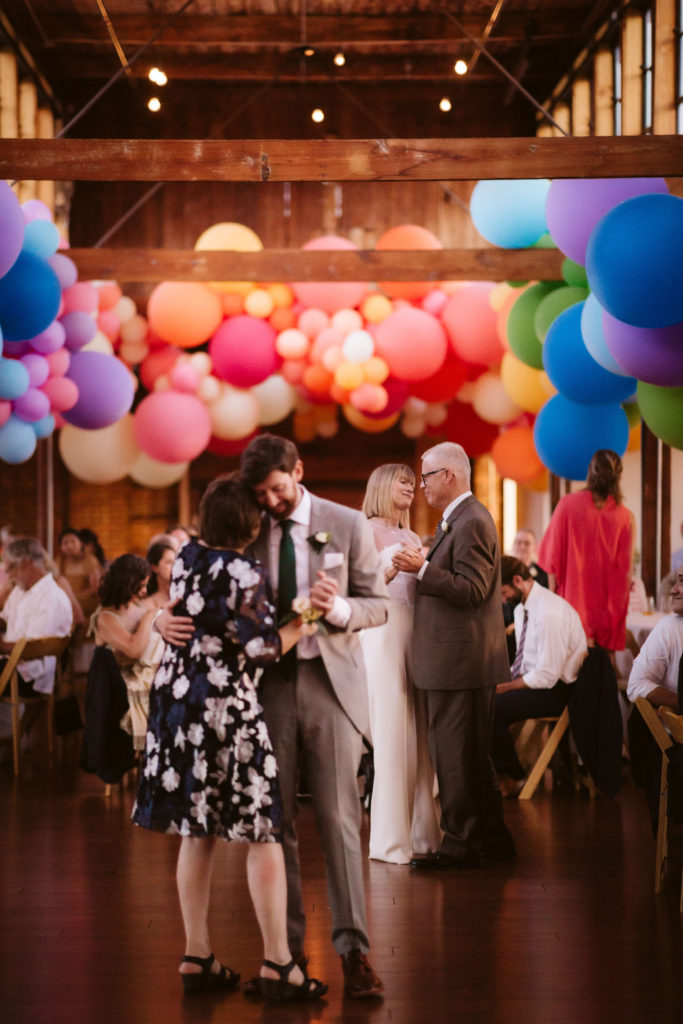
left=269, top=307, right=297, bottom=332
left=334, top=361, right=365, bottom=391
left=342, top=405, right=400, bottom=433
left=491, top=425, right=544, bottom=483
left=362, top=356, right=390, bottom=384
left=375, top=224, right=442, bottom=301
left=329, top=382, right=351, bottom=404
left=280, top=358, right=307, bottom=384
left=525, top=469, right=549, bottom=493
left=222, top=293, right=244, bottom=316
left=302, top=363, right=333, bottom=394
left=147, top=283, right=223, bottom=349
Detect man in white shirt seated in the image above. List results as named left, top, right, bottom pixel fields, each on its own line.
left=493, top=555, right=588, bottom=797
left=627, top=567, right=683, bottom=710
left=0, top=537, right=73, bottom=698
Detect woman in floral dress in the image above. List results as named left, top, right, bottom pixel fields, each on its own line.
left=133, top=475, right=326, bottom=1001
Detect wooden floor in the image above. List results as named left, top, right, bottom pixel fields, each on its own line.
left=1, top=743, right=682, bottom=1024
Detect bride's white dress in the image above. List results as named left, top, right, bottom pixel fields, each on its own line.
left=361, top=522, right=441, bottom=863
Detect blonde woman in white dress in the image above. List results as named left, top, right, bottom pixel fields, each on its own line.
left=361, top=464, right=441, bottom=863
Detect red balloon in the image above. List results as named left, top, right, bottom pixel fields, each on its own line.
left=209, top=315, right=281, bottom=387
left=441, top=283, right=505, bottom=366
left=134, top=392, right=212, bottom=463
left=363, top=378, right=410, bottom=418
left=435, top=399, right=499, bottom=457
left=410, top=349, right=468, bottom=403
left=207, top=431, right=258, bottom=457
left=139, top=345, right=182, bottom=391
left=374, top=307, right=447, bottom=381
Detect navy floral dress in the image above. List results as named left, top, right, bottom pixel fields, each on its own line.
left=132, top=540, right=282, bottom=842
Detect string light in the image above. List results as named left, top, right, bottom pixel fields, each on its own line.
left=148, top=67, right=168, bottom=86
left=147, top=97, right=161, bottom=112
left=439, top=97, right=452, bottom=112
left=454, top=59, right=468, bottom=75
left=334, top=52, right=345, bottom=67
left=304, top=47, right=315, bottom=57
left=311, top=108, right=325, bottom=123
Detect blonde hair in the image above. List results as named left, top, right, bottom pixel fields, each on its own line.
left=362, top=463, right=415, bottom=529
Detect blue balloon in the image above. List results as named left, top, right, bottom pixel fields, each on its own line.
left=0, top=250, right=61, bottom=341
left=0, top=413, right=37, bottom=464
left=534, top=395, right=629, bottom=481
left=585, top=193, right=683, bottom=328
left=32, top=413, right=55, bottom=439
left=0, top=356, right=30, bottom=400
left=22, top=219, right=60, bottom=260
left=580, top=293, right=630, bottom=377
left=470, top=179, right=551, bottom=248
left=543, top=302, right=636, bottom=404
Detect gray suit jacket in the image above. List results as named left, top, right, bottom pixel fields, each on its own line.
left=411, top=494, right=509, bottom=692
left=249, top=493, right=389, bottom=736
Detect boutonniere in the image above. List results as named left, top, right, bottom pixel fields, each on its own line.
left=307, top=531, right=331, bottom=552
left=280, top=596, right=329, bottom=635
left=440, top=520, right=450, bottom=534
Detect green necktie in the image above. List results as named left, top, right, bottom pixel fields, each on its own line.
left=277, top=519, right=298, bottom=621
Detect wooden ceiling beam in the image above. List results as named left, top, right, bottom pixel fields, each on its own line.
left=67, top=247, right=565, bottom=283
left=2, top=136, right=681, bottom=182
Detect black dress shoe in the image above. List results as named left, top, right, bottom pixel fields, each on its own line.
left=409, top=851, right=481, bottom=871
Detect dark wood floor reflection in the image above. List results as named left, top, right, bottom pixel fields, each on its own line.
left=1, top=747, right=682, bottom=1024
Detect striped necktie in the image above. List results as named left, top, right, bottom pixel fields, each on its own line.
left=510, top=608, right=528, bottom=677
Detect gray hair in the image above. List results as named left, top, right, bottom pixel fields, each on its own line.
left=422, top=442, right=471, bottom=485
left=4, top=537, right=46, bottom=567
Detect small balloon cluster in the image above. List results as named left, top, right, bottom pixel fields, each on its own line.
left=471, top=177, right=683, bottom=480
left=0, top=182, right=135, bottom=465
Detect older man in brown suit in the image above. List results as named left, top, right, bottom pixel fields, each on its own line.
left=392, top=441, right=515, bottom=869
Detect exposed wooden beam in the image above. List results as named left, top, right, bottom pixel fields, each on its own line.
left=2, top=136, right=682, bottom=182
left=68, top=247, right=566, bottom=283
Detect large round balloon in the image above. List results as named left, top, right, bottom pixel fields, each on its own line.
left=0, top=413, right=37, bottom=464
left=602, top=312, right=683, bottom=386
left=0, top=181, right=25, bottom=279
left=441, top=283, right=505, bottom=366
left=506, top=282, right=561, bottom=369
left=636, top=381, right=683, bottom=449
left=59, top=415, right=139, bottom=484
left=543, top=303, right=636, bottom=405
left=291, top=237, right=369, bottom=313
left=209, top=315, right=280, bottom=387
left=129, top=451, right=189, bottom=488
left=470, top=179, right=550, bottom=248
left=580, top=293, right=629, bottom=376
left=63, top=351, right=135, bottom=429
left=470, top=372, right=522, bottom=425
left=0, top=251, right=61, bottom=340
left=491, top=425, right=544, bottom=483
left=546, top=177, right=669, bottom=265
left=134, top=391, right=212, bottom=462
left=534, top=394, right=629, bottom=480
left=208, top=385, right=261, bottom=440
left=585, top=193, right=683, bottom=328
left=147, top=282, right=224, bottom=348
left=437, top=398, right=499, bottom=457
left=251, top=374, right=297, bottom=425
left=500, top=351, right=555, bottom=413
left=374, top=307, right=447, bottom=381
left=194, top=221, right=263, bottom=295
left=375, top=224, right=442, bottom=302
left=533, top=285, right=589, bottom=342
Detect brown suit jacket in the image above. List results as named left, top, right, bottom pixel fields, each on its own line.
left=411, top=493, right=509, bottom=691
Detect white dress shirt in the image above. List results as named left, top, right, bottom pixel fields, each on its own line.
left=416, top=490, right=472, bottom=581
left=3, top=573, right=73, bottom=694
left=514, top=581, right=587, bottom=690
left=627, top=613, right=683, bottom=703
left=268, top=486, right=351, bottom=659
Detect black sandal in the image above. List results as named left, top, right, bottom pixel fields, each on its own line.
left=258, top=958, right=328, bottom=1001
left=181, top=953, right=240, bottom=995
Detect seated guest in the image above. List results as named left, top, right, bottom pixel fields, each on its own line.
left=0, top=537, right=73, bottom=697
left=511, top=527, right=549, bottom=588
left=493, top=555, right=588, bottom=797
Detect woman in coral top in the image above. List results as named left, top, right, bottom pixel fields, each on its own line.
left=538, top=449, right=634, bottom=652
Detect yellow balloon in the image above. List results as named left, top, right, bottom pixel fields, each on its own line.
left=334, top=361, right=364, bottom=391
left=342, top=405, right=400, bottom=433
left=194, top=222, right=263, bottom=295
left=500, top=351, right=556, bottom=413
left=129, top=452, right=188, bottom=488
left=59, top=416, right=139, bottom=484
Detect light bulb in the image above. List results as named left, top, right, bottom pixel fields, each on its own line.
left=304, top=47, right=315, bottom=57
left=334, top=52, right=345, bottom=67
left=147, top=97, right=161, bottom=112
left=148, top=67, right=168, bottom=86
left=439, top=97, right=452, bottom=112
left=311, top=108, right=325, bottom=123
left=454, top=59, right=468, bottom=75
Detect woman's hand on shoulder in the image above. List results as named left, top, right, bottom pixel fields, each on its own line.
left=154, top=599, right=194, bottom=646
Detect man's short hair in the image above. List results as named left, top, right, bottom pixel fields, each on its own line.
left=500, top=555, right=531, bottom=585
left=421, top=441, right=471, bottom=485
left=240, top=433, right=300, bottom=488
left=4, top=537, right=45, bottom=567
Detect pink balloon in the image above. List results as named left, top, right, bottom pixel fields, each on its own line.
left=20, top=353, right=49, bottom=387
left=292, top=237, right=369, bottom=314
left=26, top=320, right=66, bottom=355
left=61, top=311, right=97, bottom=351
left=374, top=307, right=448, bottom=381
left=47, top=253, right=78, bottom=290
left=209, top=315, right=281, bottom=387
left=311, top=327, right=344, bottom=361
left=170, top=364, right=200, bottom=393
left=441, top=283, right=505, bottom=366
left=298, top=307, right=329, bottom=338
left=13, top=386, right=50, bottom=422
left=45, top=348, right=71, bottom=378
left=41, top=376, right=79, bottom=412
left=21, top=199, right=52, bottom=223
left=0, top=400, right=11, bottom=427
left=134, top=391, right=212, bottom=463
left=97, top=310, right=121, bottom=342
left=61, top=282, right=99, bottom=315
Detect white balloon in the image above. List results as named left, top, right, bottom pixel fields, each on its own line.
left=341, top=329, right=375, bottom=364
left=198, top=374, right=222, bottom=403
left=129, top=451, right=188, bottom=488
left=114, top=295, right=137, bottom=323
left=82, top=330, right=114, bottom=355
left=251, top=375, right=297, bottom=425
left=470, top=372, right=523, bottom=425
left=59, top=415, right=138, bottom=484
left=208, top=385, right=260, bottom=439
left=424, top=402, right=448, bottom=427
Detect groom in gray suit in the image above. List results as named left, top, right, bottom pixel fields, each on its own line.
left=392, top=441, right=515, bottom=870
left=240, top=434, right=389, bottom=998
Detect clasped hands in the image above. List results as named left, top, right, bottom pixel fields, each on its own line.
left=391, top=541, right=425, bottom=576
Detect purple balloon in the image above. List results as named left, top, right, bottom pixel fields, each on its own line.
left=47, top=253, right=78, bottom=290
left=25, top=320, right=66, bottom=355
left=63, top=351, right=134, bottom=429
left=2, top=340, right=30, bottom=357
left=19, top=352, right=49, bottom=387
left=0, top=181, right=25, bottom=279
left=602, top=311, right=683, bottom=386
left=21, top=199, right=52, bottom=224
left=60, top=311, right=97, bottom=351
left=13, top=386, right=50, bottom=423
left=545, top=178, right=669, bottom=265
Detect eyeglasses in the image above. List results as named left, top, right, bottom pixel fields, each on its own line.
left=420, top=468, right=447, bottom=485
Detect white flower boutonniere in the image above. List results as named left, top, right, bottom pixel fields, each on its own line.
left=307, top=531, right=331, bottom=552
left=440, top=519, right=450, bottom=534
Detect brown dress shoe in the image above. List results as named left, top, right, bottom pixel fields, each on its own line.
left=340, top=950, right=384, bottom=999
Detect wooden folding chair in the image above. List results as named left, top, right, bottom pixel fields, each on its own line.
left=634, top=698, right=683, bottom=912
left=516, top=707, right=571, bottom=800
left=0, top=633, right=73, bottom=775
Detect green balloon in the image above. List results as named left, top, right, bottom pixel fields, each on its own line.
left=623, top=401, right=641, bottom=429
left=636, top=382, right=683, bottom=449
left=561, top=258, right=589, bottom=287
left=534, top=285, right=589, bottom=342
left=506, top=282, right=562, bottom=369
left=532, top=232, right=557, bottom=249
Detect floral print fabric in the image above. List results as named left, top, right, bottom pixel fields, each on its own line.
left=132, top=540, right=282, bottom=841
